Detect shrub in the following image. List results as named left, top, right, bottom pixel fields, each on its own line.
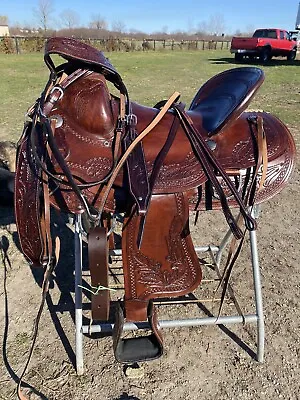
left=0, top=37, right=15, bottom=54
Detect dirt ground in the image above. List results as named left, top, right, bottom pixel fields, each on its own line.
left=0, top=127, right=299, bottom=400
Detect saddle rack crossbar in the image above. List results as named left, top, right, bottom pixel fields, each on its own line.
left=73, top=208, right=264, bottom=376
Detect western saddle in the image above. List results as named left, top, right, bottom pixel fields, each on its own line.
left=14, top=37, right=296, bottom=366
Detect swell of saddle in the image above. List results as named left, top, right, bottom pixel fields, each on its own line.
left=56, top=74, right=116, bottom=137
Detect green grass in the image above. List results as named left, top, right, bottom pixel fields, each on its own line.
left=0, top=50, right=299, bottom=143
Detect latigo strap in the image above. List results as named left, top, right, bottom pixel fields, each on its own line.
left=88, top=226, right=110, bottom=321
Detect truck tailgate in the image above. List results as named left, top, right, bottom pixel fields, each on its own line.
left=231, top=37, right=259, bottom=50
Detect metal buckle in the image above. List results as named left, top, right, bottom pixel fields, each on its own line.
left=126, top=113, right=137, bottom=126
left=116, top=117, right=126, bottom=133
left=49, top=86, right=64, bottom=103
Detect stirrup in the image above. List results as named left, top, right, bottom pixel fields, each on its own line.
left=112, top=301, right=163, bottom=363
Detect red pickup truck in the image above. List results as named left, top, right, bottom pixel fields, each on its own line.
left=230, top=28, right=298, bottom=63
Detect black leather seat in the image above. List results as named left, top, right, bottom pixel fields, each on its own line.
left=189, top=67, right=265, bottom=136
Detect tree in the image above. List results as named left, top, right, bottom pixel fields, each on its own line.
left=111, top=20, right=126, bottom=33
left=34, top=0, right=54, bottom=32
left=197, top=13, right=226, bottom=36
left=89, top=14, right=108, bottom=30
left=60, top=9, right=80, bottom=29
left=207, top=13, right=226, bottom=36
left=161, top=25, right=169, bottom=35
left=196, top=20, right=209, bottom=36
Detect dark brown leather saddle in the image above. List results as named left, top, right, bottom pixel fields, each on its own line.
left=14, top=37, right=296, bottom=363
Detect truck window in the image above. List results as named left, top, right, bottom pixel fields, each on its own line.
left=267, top=30, right=277, bottom=38
left=280, top=31, right=284, bottom=39
left=253, top=29, right=266, bottom=38
left=253, top=29, right=277, bottom=38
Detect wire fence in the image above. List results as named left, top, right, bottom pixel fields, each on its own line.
left=0, top=36, right=231, bottom=54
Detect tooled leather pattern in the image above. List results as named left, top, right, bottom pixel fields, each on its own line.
left=125, top=193, right=202, bottom=300
left=45, top=37, right=119, bottom=77
left=148, top=152, right=206, bottom=193
left=15, top=131, right=44, bottom=266
left=46, top=72, right=295, bottom=212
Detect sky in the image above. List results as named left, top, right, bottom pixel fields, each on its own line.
left=1, top=0, right=300, bottom=34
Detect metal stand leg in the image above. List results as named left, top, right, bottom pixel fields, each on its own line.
left=249, top=227, right=265, bottom=362
left=72, top=212, right=265, bottom=371
left=74, top=214, right=84, bottom=375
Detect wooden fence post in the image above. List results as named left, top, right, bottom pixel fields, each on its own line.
left=15, top=37, right=20, bottom=54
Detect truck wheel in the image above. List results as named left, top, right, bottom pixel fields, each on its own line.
left=260, top=48, right=271, bottom=64
left=234, top=53, right=244, bottom=62
left=287, top=50, right=296, bottom=61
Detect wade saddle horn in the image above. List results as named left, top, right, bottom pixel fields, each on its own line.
left=15, top=37, right=296, bottom=363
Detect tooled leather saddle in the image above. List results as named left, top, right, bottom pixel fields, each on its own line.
left=14, top=37, right=296, bottom=363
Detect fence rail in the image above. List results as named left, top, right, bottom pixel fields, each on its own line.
left=0, top=36, right=231, bottom=54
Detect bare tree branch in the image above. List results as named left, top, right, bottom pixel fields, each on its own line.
left=60, top=9, right=80, bottom=29
left=89, top=14, right=108, bottom=30
left=33, top=0, right=54, bottom=32
left=111, top=20, right=126, bottom=33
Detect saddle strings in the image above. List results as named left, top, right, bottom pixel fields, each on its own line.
left=214, top=115, right=268, bottom=317
left=172, top=105, right=259, bottom=239
left=96, top=91, right=181, bottom=219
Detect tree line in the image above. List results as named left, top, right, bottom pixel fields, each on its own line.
left=1, top=0, right=255, bottom=40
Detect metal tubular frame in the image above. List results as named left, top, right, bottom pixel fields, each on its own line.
left=74, top=211, right=264, bottom=375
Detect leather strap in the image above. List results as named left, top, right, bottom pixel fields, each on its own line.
left=97, top=91, right=181, bottom=216
left=135, top=101, right=184, bottom=246
left=123, top=106, right=150, bottom=215
left=88, top=226, right=110, bottom=320
left=17, top=238, right=60, bottom=400
left=254, top=115, right=268, bottom=192
left=42, top=69, right=92, bottom=116
left=173, top=105, right=257, bottom=238
left=149, top=102, right=184, bottom=190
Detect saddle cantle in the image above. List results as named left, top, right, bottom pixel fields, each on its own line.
left=15, top=37, right=296, bottom=365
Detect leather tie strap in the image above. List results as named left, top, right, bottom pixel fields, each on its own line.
left=173, top=105, right=257, bottom=238
left=17, top=238, right=60, bottom=400
left=97, top=91, right=181, bottom=217
left=88, top=226, right=110, bottom=321
left=123, top=103, right=151, bottom=216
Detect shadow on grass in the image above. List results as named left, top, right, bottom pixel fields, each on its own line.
left=209, top=57, right=300, bottom=67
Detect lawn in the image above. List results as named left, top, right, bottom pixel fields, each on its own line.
left=0, top=49, right=299, bottom=143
